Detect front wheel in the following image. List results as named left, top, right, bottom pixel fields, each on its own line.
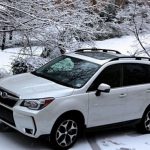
left=50, top=117, right=81, bottom=150
left=0, top=122, right=11, bottom=132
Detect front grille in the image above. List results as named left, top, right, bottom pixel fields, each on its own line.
left=0, top=105, right=15, bottom=126
left=0, top=88, right=19, bottom=107
left=0, top=97, right=17, bottom=107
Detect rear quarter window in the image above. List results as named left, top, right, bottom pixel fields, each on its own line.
left=123, top=63, right=149, bottom=86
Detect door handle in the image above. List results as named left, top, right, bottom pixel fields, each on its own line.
left=119, top=93, right=127, bottom=98
left=146, top=89, right=150, bottom=93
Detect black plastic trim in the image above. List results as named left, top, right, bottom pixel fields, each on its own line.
left=32, top=117, right=37, bottom=135
left=86, top=119, right=141, bottom=132
left=110, top=56, right=150, bottom=62
left=75, top=48, right=121, bottom=54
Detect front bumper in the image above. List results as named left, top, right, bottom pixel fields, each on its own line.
left=0, top=104, right=52, bottom=138
left=13, top=111, right=37, bottom=136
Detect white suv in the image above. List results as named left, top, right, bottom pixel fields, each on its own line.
left=0, top=49, right=150, bottom=149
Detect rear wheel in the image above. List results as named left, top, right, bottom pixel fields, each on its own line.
left=50, top=117, right=82, bottom=149
left=138, top=109, right=150, bottom=133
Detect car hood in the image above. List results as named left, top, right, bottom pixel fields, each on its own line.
left=0, top=73, right=74, bottom=99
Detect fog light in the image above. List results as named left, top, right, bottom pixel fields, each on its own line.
left=25, top=128, right=33, bottom=134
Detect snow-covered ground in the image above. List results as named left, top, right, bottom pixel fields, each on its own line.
left=95, top=128, right=150, bottom=150
left=1, top=34, right=150, bottom=73
left=82, top=34, right=150, bottom=56
left=97, top=131, right=150, bottom=150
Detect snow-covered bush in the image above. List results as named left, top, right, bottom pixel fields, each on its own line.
left=11, top=57, right=49, bottom=75
left=94, top=22, right=123, bottom=40
left=0, top=68, right=10, bottom=78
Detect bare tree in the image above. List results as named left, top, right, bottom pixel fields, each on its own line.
left=130, top=0, right=150, bottom=56
left=116, top=0, right=150, bottom=56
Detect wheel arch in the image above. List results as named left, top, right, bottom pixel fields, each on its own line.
left=51, top=110, right=86, bottom=132
left=49, top=110, right=85, bottom=149
left=142, top=104, right=150, bottom=118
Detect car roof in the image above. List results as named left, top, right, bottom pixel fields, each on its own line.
left=66, top=48, right=124, bottom=65
left=65, top=48, right=150, bottom=65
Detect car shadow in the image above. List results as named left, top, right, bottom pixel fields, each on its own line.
left=85, top=125, right=140, bottom=140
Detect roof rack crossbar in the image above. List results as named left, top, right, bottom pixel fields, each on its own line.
left=110, top=56, right=150, bottom=62
left=75, top=48, right=121, bottom=54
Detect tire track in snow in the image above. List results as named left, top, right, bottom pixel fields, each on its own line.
left=87, top=136, right=101, bottom=150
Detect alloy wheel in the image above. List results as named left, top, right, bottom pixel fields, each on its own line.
left=56, top=119, right=78, bottom=147
left=144, top=111, right=150, bottom=131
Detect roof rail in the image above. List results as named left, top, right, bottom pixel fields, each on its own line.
left=110, top=56, right=150, bottom=62
left=75, top=48, right=121, bottom=54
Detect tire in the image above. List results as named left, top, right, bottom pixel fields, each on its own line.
left=0, top=122, right=11, bottom=132
left=50, top=116, right=82, bottom=150
left=138, top=109, right=150, bottom=133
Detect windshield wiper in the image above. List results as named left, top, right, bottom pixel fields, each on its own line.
left=31, top=71, right=47, bottom=78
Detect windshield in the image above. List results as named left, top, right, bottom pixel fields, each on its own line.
left=32, top=55, right=100, bottom=88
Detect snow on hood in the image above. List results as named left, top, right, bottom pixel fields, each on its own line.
left=0, top=73, right=74, bottom=99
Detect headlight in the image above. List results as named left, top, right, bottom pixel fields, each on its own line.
left=21, top=98, right=54, bottom=110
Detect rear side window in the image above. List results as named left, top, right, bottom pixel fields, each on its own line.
left=123, top=63, right=149, bottom=86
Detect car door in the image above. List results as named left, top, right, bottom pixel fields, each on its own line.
left=122, top=63, right=150, bottom=120
left=88, top=64, right=128, bottom=127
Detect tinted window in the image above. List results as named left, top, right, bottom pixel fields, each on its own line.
left=123, top=63, right=149, bottom=86
left=148, top=66, right=150, bottom=83
left=88, top=64, right=122, bottom=91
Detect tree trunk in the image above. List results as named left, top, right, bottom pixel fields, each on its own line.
left=2, top=28, right=6, bottom=50
left=115, top=0, right=126, bottom=7
left=9, top=31, right=13, bottom=40
left=91, top=0, right=97, bottom=5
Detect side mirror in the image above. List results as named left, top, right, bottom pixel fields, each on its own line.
left=96, top=83, right=111, bottom=96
